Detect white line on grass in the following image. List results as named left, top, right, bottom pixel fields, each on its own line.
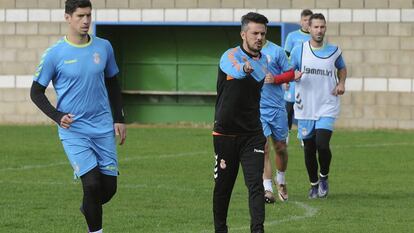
left=0, top=161, right=68, bottom=172
left=229, top=201, right=318, bottom=232
left=2, top=141, right=411, bottom=172
left=2, top=142, right=413, bottom=172
left=0, top=179, right=197, bottom=192
left=0, top=151, right=210, bottom=172
left=121, top=151, right=209, bottom=162
left=1, top=178, right=317, bottom=232
left=331, top=142, right=413, bottom=149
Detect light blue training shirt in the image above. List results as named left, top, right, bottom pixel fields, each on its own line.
left=33, top=35, right=119, bottom=139
left=260, top=40, right=292, bottom=112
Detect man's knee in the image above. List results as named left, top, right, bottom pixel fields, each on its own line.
left=101, top=175, right=117, bottom=204
left=315, top=140, right=330, bottom=152
left=83, top=181, right=102, bottom=202
left=81, top=167, right=102, bottom=201
left=275, top=142, right=287, bottom=156
left=245, top=171, right=264, bottom=191
left=102, top=183, right=117, bottom=204
left=315, top=129, right=332, bottom=151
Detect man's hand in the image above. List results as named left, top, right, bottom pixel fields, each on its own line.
left=243, top=60, right=254, bottom=74
left=294, top=70, right=302, bottom=81
left=333, top=82, right=345, bottom=96
left=114, top=123, right=126, bottom=145
left=284, top=83, right=290, bottom=90
left=264, top=73, right=274, bottom=84
left=60, top=114, right=74, bottom=129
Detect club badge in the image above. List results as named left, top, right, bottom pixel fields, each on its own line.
left=220, top=159, right=226, bottom=169
left=93, top=52, right=100, bottom=64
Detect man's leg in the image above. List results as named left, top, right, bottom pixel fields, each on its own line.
left=315, top=129, right=333, bottom=179
left=92, top=135, right=118, bottom=205
left=213, top=136, right=239, bottom=233
left=285, top=102, right=294, bottom=145
left=61, top=138, right=102, bottom=231
left=271, top=108, right=289, bottom=201
left=100, top=174, right=117, bottom=205
left=240, top=134, right=266, bottom=233
left=315, top=127, right=333, bottom=198
left=263, top=138, right=275, bottom=203
left=298, top=120, right=319, bottom=198
left=314, top=117, right=335, bottom=180
left=303, top=137, right=319, bottom=199
left=273, top=140, right=288, bottom=201
left=261, top=117, right=275, bottom=203
left=303, top=138, right=318, bottom=184
left=81, top=167, right=103, bottom=232
left=285, top=102, right=294, bottom=131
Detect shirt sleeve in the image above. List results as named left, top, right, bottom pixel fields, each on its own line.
left=284, top=33, right=293, bottom=53
left=30, top=81, right=66, bottom=124
left=248, top=57, right=267, bottom=82
left=33, top=48, right=55, bottom=87
left=277, top=48, right=292, bottom=72
left=105, top=76, right=125, bottom=123
left=289, top=45, right=302, bottom=71
left=335, top=54, right=346, bottom=70
left=105, top=40, right=119, bottom=78
left=219, top=49, right=247, bottom=79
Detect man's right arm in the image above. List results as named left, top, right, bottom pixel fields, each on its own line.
left=30, top=81, right=66, bottom=124
left=219, top=49, right=247, bottom=79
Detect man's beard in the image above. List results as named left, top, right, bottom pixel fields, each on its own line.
left=247, top=42, right=262, bottom=53
left=313, top=34, right=324, bottom=43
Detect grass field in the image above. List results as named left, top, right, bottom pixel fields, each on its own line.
left=0, top=125, right=413, bottom=233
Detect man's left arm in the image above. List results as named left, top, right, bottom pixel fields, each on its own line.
left=105, top=76, right=126, bottom=145
left=265, top=49, right=302, bottom=85
left=333, top=55, right=347, bottom=96
left=105, top=41, right=126, bottom=145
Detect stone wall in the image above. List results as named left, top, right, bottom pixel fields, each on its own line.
left=1, top=0, right=413, bottom=128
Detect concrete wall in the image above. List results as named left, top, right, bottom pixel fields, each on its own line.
left=1, top=0, right=413, bottom=128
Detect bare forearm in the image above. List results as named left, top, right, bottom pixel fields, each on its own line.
left=337, top=68, right=347, bottom=84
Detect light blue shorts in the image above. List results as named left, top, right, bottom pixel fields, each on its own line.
left=260, top=108, right=288, bottom=141
left=61, top=135, right=118, bottom=177
left=297, top=117, right=336, bottom=140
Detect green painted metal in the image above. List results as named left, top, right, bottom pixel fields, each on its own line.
left=124, top=104, right=215, bottom=123
left=178, top=64, right=217, bottom=92
left=123, top=64, right=177, bottom=91
left=96, top=25, right=282, bottom=123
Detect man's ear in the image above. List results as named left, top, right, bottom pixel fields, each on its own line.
left=240, top=31, right=245, bottom=40
left=64, top=13, right=71, bottom=23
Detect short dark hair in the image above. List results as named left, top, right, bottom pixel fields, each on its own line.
left=65, top=0, right=92, bottom=15
left=301, top=9, right=313, bottom=17
left=309, top=13, right=326, bottom=25
left=241, top=12, right=269, bottom=31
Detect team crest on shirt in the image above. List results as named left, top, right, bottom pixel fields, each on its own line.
left=93, top=52, right=100, bottom=64
left=220, top=159, right=227, bottom=169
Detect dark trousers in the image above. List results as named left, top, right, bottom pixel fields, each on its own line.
left=285, top=102, right=294, bottom=130
left=213, top=134, right=266, bottom=233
